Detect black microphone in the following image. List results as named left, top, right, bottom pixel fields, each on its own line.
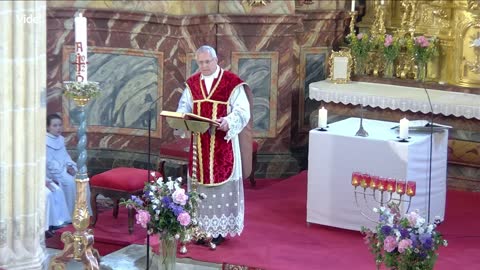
left=421, top=80, right=435, bottom=223
left=146, top=94, right=162, bottom=270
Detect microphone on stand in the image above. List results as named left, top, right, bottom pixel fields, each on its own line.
left=421, top=80, right=435, bottom=223
left=146, top=94, right=163, bottom=270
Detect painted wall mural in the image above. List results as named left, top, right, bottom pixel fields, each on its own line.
left=62, top=46, right=164, bottom=138
left=231, top=52, right=278, bottom=138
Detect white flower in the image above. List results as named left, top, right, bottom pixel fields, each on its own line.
left=176, top=177, right=183, bottom=183
left=373, top=207, right=379, bottom=213
left=150, top=185, right=156, bottom=191
left=150, top=172, right=156, bottom=177
left=152, top=198, right=160, bottom=205
left=175, top=234, right=180, bottom=240
left=152, top=204, right=157, bottom=210
left=427, top=224, right=434, bottom=233
left=156, top=178, right=164, bottom=185
left=443, top=240, right=448, bottom=247
left=155, top=210, right=160, bottom=215
left=166, top=181, right=174, bottom=190
left=418, top=227, right=425, bottom=234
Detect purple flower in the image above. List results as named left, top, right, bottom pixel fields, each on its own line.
left=420, top=233, right=433, bottom=249
left=161, top=196, right=172, bottom=206
left=381, top=225, right=392, bottom=235
left=357, top=33, right=364, bottom=40
left=415, top=36, right=430, bottom=48
left=169, top=204, right=184, bottom=216
left=131, top=195, right=143, bottom=206
left=399, top=228, right=409, bottom=238
left=410, top=233, right=418, bottom=244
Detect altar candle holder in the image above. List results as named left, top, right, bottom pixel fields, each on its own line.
left=353, top=173, right=416, bottom=223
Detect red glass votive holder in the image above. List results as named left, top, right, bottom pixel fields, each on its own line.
left=377, top=177, right=387, bottom=191
left=386, top=178, right=396, bottom=193
left=370, top=175, right=379, bottom=189
left=360, top=173, right=371, bottom=189
left=406, top=181, right=416, bottom=196
left=351, top=172, right=361, bottom=187
left=396, top=181, right=406, bottom=195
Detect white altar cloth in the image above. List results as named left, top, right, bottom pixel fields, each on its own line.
left=309, top=80, right=480, bottom=120
left=306, top=118, right=448, bottom=231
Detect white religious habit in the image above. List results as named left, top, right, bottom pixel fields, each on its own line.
left=177, top=65, right=250, bottom=238
left=46, top=133, right=92, bottom=216
left=45, top=178, right=71, bottom=230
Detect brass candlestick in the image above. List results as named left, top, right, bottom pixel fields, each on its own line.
left=179, top=131, right=216, bottom=254
left=349, top=11, right=357, bottom=36
left=49, top=97, right=100, bottom=270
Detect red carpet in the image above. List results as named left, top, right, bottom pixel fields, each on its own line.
left=47, top=171, right=480, bottom=269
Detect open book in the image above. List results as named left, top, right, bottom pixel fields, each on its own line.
left=391, top=120, right=452, bottom=132
left=160, top=110, right=219, bottom=126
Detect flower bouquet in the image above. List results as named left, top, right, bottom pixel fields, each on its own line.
left=122, top=175, right=205, bottom=270
left=382, top=34, right=401, bottom=78
left=347, top=33, right=372, bottom=75
left=361, top=203, right=447, bottom=270
left=407, top=36, right=438, bottom=81
left=63, top=81, right=100, bottom=100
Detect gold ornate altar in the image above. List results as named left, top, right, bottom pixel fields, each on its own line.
left=357, top=0, right=480, bottom=88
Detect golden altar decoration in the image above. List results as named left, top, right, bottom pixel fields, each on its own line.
left=356, top=0, right=480, bottom=88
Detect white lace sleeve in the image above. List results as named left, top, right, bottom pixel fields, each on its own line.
left=177, top=88, right=193, bottom=113
left=224, top=85, right=250, bottom=141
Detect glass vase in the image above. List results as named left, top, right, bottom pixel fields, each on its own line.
left=416, top=61, right=426, bottom=82
left=156, top=235, right=177, bottom=270
left=355, top=56, right=367, bottom=76
left=384, top=60, right=394, bottom=78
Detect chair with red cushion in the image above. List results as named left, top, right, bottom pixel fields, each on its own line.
left=90, top=167, right=161, bottom=234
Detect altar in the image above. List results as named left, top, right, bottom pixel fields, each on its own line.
left=306, top=118, right=448, bottom=231
left=309, top=80, right=480, bottom=120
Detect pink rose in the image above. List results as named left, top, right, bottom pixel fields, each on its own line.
left=383, top=235, right=398, bottom=252
left=172, top=188, right=189, bottom=206
left=384, top=35, right=393, bottom=47
left=415, top=36, right=430, bottom=48
left=398, top=239, right=413, bottom=253
left=136, top=210, right=151, bottom=228
left=407, top=212, right=419, bottom=227
left=177, top=212, right=191, bottom=226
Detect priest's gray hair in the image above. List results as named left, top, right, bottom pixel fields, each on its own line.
left=196, top=45, right=217, bottom=59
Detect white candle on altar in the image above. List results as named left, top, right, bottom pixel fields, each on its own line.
left=351, top=0, right=355, bottom=12
left=318, top=107, right=328, bottom=128
left=380, top=0, right=384, bottom=5
left=74, top=13, right=88, bottom=82
left=399, top=118, right=409, bottom=139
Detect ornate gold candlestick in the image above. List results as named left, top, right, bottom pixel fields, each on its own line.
left=349, top=11, right=357, bottom=36
left=49, top=96, right=100, bottom=270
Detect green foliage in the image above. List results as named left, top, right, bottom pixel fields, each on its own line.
left=63, top=81, right=100, bottom=99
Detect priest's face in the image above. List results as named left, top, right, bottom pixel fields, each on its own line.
left=47, top=118, right=63, bottom=137
left=196, top=51, right=217, bottom=76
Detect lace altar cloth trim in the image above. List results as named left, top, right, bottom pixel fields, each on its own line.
left=309, top=80, right=480, bottom=120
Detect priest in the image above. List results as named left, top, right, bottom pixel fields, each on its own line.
left=176, top=45, right=252, bottom=245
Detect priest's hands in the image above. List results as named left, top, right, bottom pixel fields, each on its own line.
left=216, top=117, right=229, bottom=132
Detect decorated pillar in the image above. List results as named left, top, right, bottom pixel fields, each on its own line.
left=0, top=0, right=47, bottom=269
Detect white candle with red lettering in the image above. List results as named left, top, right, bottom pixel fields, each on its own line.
left=351, top=0, right=355, bottom=12
left=399, top=118, right=409, bottom=139
left=318, top=107, right=328, bottom=128
left=74, top=13, right=88, bottom=82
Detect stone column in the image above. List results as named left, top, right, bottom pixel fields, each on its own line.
left=0, top=0, right=47, bottom=269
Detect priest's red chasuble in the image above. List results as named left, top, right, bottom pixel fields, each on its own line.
left=186, top=69, right=245, bottom=186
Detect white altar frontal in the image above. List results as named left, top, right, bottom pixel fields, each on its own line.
left=306, top=118, right=448, bottom=231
